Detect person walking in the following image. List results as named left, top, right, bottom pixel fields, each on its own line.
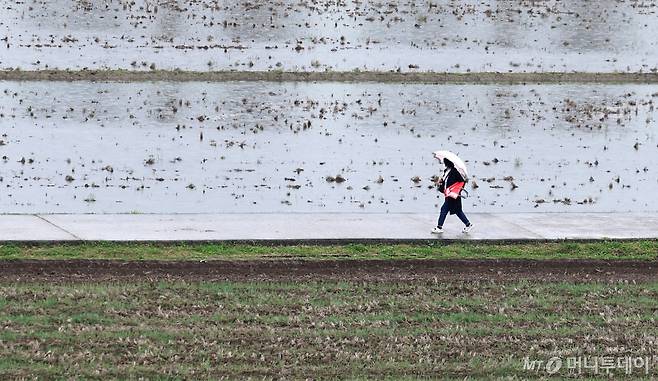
left=431, top=152, right=473, bottom=234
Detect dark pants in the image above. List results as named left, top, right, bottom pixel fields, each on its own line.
left=437, top=200, right=470, bottom=228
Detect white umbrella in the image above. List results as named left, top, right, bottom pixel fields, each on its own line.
left=433, top=150, right=468, bottom=180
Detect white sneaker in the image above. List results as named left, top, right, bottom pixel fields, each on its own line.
left=431, top=227, right=443, bottom=234
left=462, top=224, right=473, bottom=233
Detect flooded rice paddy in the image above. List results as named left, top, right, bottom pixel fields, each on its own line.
left=2, top=0, right=658, bottom=73
left=0, top=80, right=656, bottom=214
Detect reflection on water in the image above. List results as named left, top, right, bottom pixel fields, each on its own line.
left=1, top=81, right=656, bottom=214
left=1, top=0, right=657, bottom=72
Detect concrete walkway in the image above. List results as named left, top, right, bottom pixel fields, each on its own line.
left=0, top=213, right=656, bottom=242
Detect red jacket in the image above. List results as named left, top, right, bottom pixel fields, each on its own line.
left=444, top=181, right=465, bottom=199
left=439, top=168, right=465, bottom=199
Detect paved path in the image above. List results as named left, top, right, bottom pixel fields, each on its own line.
left=0, top=213, right=656, bottom=242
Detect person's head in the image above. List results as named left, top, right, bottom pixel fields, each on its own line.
left=443, top=158, right=454, bottom=168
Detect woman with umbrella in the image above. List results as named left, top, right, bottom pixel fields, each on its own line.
left=431, top=151, right=473, bottom=234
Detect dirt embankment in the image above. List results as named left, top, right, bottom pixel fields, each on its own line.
left=2, top=70, right=658, bottom=84
left=1, top=259, right=656, bottom=283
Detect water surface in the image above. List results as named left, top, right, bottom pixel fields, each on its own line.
left=2, top=0, right=657, bottom=73
left=1, top=81, right=656, bottom=214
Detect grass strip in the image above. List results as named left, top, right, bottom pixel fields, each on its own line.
left=0, top=241, right=656, bottom=261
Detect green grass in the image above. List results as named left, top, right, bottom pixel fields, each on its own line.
left=0, top=240, right=656, bottom=261
left=0, top=280, right=656, bottom=379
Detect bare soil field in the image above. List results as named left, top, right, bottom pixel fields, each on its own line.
left=1, top=258, right=656, bottom=283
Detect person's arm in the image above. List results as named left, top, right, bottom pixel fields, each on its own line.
left=435, top=171, right=446, bottom=192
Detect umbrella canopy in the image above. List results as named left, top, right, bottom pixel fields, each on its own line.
left=433, top=150, right=468, bottom=180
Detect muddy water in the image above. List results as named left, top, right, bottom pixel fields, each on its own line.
left=0, top=81, right=656, bottom=214
left=1, top=0, right=657, bottom=73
